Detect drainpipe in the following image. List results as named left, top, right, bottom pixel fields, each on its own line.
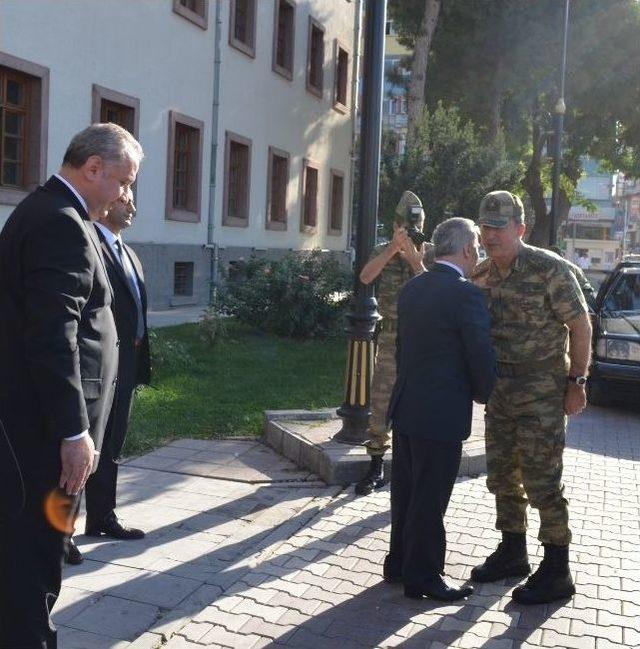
left=205, top=0, right=223, bottom=306
left=346, top=0, right=363, bottom=264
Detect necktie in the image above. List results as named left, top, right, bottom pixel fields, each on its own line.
left=114, top=240, right=145, bottom=340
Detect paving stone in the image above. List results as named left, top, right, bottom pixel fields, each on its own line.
left=64, top=595, right=159, bottom=640
left=55, top=626, right=130, bottom=649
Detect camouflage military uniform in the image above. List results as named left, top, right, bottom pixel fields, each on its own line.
left=472, top=244, right=588, bottom=545
left=365, top=243, right=414, bottom=457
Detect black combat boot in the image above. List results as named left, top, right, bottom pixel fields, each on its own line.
left=511, top=544, right=575, bottom=605
left=354, top=455, right=385, bottom=496
left=470, top=532, right=531, bottom=583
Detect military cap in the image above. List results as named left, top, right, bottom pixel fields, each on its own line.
left=395, top=190, right=424, bottom=223
left=478, top=191, right=524, bottom=227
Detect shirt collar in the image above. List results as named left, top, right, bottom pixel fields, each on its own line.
left=435, top=260, right=465, bottom=277
left=53, top=173, right=88, bottom=214
left=95, top=221, right=121, bottom=248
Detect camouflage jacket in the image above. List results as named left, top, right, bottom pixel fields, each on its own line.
left=370, top=243, right=414, bottom=328
left=471, top=243, right=588, bottom=365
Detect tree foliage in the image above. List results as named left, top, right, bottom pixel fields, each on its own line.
left=379, top=104, right=520, bottom=237
left=388, top=0, right=640, bottom=244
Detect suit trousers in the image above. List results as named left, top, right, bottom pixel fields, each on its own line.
left=85, top=349, right=139, bottom=527
left=389, top=431, right=462, bottom=582
left=1, top=483, right=77, bottom=649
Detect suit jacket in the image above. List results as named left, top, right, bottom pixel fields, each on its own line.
left=0, top=176, right=118, bottom=516
left=387, top=263, right=495, bottom=442
left=95, top=226, right=151, bottom=387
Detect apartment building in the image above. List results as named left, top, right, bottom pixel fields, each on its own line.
left=0, top=0, right=360, bottom=308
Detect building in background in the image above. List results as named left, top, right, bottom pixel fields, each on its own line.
left=617, top=175, right=640, bottom=255
left=0, top=0, right=360, bottom=309
left=561, top=158, right=621, bottom=271
left=381, top=19, right=410, bottom=155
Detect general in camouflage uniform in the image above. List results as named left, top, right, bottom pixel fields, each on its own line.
left=470, top=191, right=592, bottom=605
left=354, top=191, right=431, bottom=496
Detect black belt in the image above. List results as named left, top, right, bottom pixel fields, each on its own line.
left=496, top=358, right=565, bottom=378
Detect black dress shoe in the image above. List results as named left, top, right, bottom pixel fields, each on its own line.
left=404, top=576, right=473, bottom=601
left=64, top=538, right=84, bottom=565
left=85, top=516, right=145, bottom=540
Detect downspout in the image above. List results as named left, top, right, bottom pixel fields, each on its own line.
left=206, top=0, right=223, bottom=306
left=346, top=0, right=363, bottom=264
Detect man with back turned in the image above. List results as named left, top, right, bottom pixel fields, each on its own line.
left=386, top=217, right=495, bottom=601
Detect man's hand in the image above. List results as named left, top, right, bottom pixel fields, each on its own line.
left=390, top=226, right=411, bottom=254
left=60, top=436, right=96, bottom=495
left=400, top=241, right=427, bottom=275
left=564, top=383, right=587, bottom=416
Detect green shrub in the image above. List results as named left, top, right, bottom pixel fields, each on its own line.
left=148, top=329, right=193, bottom=372
left=221, top=250, right=352, bottom=339
left=198, top=306, right=227, bottom=347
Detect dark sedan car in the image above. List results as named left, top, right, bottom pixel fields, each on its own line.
left=587, top=256, right=640, bottom=406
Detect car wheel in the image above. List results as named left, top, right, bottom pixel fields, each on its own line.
left=586, top=375, right=612, bottom=407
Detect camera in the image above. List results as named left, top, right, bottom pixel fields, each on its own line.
left=406, top=206, right=427, bottom=247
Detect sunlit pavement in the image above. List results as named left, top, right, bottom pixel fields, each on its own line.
left=55, top=404, right=640, bottom=649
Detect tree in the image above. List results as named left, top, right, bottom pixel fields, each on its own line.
left=388, top=0, right=442, bottom=148
left=379, top=104, right=520, bottom=237
left=391, top=0, right=640, bottom=245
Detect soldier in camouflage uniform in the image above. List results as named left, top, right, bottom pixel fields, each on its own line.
left=470, top=191, right=592, bottom=605
left=354, top=191, right=430, bottom=496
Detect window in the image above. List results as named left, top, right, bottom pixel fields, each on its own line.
left=173, top=0, right=208, bottom=29
left=174, top=262, right=194, bottom=296
left=166, top=111, right=204, bottom=222
left=328, top=170, right=345, bottom=235
left=266, top=146, right=289, bottom=230
left=223, top=131, right=251, bottom=227
left=301, top=159, right=319, bottom=233
left=91, top=85, right=139, bottom=137
left=230, top=0, right=257, bottom=57
left=0, top=54, right=49, bottom=205
left=273, top=0, right=295, bottom=80
left=333, top=41, right=350, bottom=111
left=306, top=18, right=324, bottom=98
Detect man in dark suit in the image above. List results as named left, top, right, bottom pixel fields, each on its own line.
left=386, top=217, right=495, bottom=602
left=83, top=191, right=150, bottom=544
left=0, top=123, right=143, bottom=649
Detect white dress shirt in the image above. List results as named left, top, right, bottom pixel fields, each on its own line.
left=435, top=260, right=465, bottom=277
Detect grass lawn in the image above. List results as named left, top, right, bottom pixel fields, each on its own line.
left=124, top=321, right=347, bottom=456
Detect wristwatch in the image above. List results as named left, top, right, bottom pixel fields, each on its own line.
left=567, top=375, right=588, bottom=386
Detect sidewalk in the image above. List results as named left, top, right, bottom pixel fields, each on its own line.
left=147, top=306, right=206, bottom=329
left=56, top=404, right=640, bottom=648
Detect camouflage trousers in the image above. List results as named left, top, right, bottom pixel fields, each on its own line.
left=365, top=330, right=395, bottom=457
left=485, top=370, right=571, bottom=546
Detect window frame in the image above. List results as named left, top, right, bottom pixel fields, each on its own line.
left=300, top=157, right=319, bottom=234
left=165, top=110, right=204, bottom=223
left=172, top=0, right=209, bottom=30
left=306, top=16, right=325, bottom=99
left=327, top=168, right=345, bottom=236
left=0, top=52, right=49, bottom=206
left=333, top=39, right=350, bottom=113
left=222, top=130, right=252, bottom=228
left=91, top=84, right=140, bottom=138
left=265, top=145, right=290, bottom=231
left=229, top=0, right=257, bottom=58
left=173, top=261, right=195, bottom=297
left=272, top=0, right=296, bottom=81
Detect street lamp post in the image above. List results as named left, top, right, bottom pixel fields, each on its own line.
left=334, top=0, right=387, bottom=444
left=549, top=0, right=570, bottom=247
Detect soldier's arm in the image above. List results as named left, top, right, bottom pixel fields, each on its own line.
left=360, top=228, right=410, bottom=285
left=565, top=313, right=592, bottom=416
left=548, top=266, right=591, bottom=416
